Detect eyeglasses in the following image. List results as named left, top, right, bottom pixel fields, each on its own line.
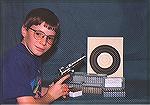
left=29, top=28, right=55, bottom=45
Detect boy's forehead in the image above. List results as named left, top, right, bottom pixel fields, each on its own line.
left=31, top=22, right=56, bottom=35
left=31, top=22, right=51, bottom=29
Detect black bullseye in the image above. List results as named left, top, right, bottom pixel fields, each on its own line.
left=90, top=45, right=120, bottom=75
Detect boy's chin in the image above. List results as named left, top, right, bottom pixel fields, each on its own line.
left=34, top=52, right=44, bottom=56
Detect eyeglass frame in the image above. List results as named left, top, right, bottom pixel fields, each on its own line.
left=29, top=27, right=56, bottom=45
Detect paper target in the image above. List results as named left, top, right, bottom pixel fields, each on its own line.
left=90, top=45, right=120, bottom=75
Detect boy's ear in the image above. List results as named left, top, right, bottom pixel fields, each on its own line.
left=21, top=25, right=27, bottom=37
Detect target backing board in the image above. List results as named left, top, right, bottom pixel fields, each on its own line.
left=87, top=37, right=123, bottom=77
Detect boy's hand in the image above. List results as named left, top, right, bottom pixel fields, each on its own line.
left=47, top=74, right=70, bottom=100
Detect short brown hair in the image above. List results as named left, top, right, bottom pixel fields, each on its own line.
left=23, top=8, right=59, bottom=32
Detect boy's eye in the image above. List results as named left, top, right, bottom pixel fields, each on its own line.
left=35, top=32, right=43, bottom=36
left=47, top=36, right=54, bottom=40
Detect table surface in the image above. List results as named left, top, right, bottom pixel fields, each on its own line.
left=52, top=80, right=150, bottom=104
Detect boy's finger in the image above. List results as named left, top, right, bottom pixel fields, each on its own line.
left=55, top=74, right=70, bottom=84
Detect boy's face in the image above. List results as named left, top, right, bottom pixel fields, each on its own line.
left=22, top=22, right=56, bottom=56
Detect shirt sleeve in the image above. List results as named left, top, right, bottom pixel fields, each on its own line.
left=3, top=55, right=34, bottom=99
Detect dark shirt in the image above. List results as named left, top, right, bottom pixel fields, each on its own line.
left=1, top=43, right=42, bottom=104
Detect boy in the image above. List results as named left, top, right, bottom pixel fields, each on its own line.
left=2, top=8, right=70, bottom=104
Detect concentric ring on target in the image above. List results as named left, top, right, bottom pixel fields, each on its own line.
left=90, top=45, right=120, bottom=75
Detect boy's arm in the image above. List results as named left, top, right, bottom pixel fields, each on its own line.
left=17, top=75, right=70, bottom=105
left=17, top=93, right=55, bottom=105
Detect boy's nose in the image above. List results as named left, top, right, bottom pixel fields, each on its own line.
left=40, top=36, right=47, bottom=46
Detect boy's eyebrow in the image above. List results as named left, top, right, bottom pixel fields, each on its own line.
left=47, top=35, right=55, bottom=37
left=34, top=29, right=55, bottom=37
left=33, top=29, right=45, bottom=34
